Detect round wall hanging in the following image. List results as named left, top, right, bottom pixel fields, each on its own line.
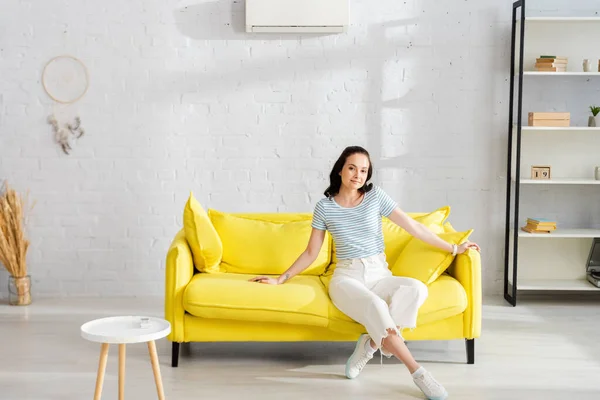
left=42, top=55, right=89, bottom=104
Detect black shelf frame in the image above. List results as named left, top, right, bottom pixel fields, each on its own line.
left=504, top=0, right=525, bottom=307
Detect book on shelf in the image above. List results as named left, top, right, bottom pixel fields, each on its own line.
left=521, top=218, right=557, bottom=234
left=534, top=66, right=567, bottom=72
left=538, top=55, right=568, bottom=61
left=534, top=63, right=567, bottom=68
left=536, top=57, right=567, bottom=64
left=534, top=56, right=568, bottom=72
left=527, top=218, right=555, bottom=223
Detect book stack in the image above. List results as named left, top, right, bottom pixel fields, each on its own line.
left=521, top=218, right=557, bottom=234
left=534, top=56, right=568, bottom=72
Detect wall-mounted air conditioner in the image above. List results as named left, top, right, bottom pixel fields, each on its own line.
left=246, top=0, right=349, bottom=33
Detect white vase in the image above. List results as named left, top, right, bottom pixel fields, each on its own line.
left=595, top=166, right=600, bottom=181
left=589, top=116, right=598, bottom=127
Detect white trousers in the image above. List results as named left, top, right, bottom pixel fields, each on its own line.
left=328, top=253, right=428, bottom=348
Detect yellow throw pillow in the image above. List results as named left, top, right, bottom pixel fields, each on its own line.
left=208, top=209, right=331, bottom=276
left=391, top=229, right=474, bottom=285
left=382, top=206, right=451, bottom=266
left=183, top=193, right=223, bottom=273
left=443, top=221, right=456, bottom=233
left=219, top=212, right=313, bottom=223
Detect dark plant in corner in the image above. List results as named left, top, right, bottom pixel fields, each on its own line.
left=589, top=106, right=600, bottom=127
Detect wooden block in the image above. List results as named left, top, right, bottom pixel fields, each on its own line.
left=528, top=112, right=570, bottom=120
left=528, top=112, right=570, bottom=126
left=531, top=165, right=551, bottom=180
left=528, top=119, right=571, bottom=127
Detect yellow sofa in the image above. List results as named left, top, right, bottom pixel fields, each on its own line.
left=164, top=196, right=482, bottom=367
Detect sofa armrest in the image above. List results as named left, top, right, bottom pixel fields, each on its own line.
left=447, top=248, right=481, bottom=339
left=165, top=229, right=194, bottom=343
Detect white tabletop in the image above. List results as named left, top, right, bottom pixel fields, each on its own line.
left=81, top=316, right=171, bottom=344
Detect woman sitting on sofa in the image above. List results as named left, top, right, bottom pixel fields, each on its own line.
left=250, top=145, right=480, bottom=400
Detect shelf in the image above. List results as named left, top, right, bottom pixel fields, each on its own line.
left=504, top=9, right=600, bottom=305
left=518, top=229, right=600, bottom=238
left=518, top=279, right=599, bottom=292
left=525, top=17, right=600, bottom=22
left=520, top=126, right=600, bottom=132
left=517, top=178, right=600, bottom=185
left=523, top=72, right=600, bottom=76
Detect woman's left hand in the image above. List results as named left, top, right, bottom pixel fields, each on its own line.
left=457, top=241, right=480, bottom=254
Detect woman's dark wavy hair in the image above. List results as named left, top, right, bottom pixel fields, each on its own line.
left=324, top=146, right=374, bottom=198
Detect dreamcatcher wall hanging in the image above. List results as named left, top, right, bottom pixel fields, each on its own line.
left=42, top=55, right=89, bottom=154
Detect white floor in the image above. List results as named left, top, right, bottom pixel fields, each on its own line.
left=1, top=294, right=600, bottom=400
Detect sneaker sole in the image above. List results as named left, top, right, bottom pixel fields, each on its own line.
left=419, top=389, right=448, bottom=400
left=344, top=335, right=366, bottom=379
left=413, top=380, right=448, bottom=400
left=427, top=393, right=448, bottom=400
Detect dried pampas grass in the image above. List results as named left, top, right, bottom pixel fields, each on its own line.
left=0, top=182, right=34, bottom=279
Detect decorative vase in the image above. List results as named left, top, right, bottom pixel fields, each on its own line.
left=8, top=275, right=31, bottom=306
left=583, top=59, right=592, bottom=72
left=589, top=116, right=598, bottom=127
left=595, top=166, right=600, bottom=181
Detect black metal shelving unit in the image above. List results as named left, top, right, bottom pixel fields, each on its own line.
left=503, top=0, right=525, bottom=307
left=503, top=1, right=600, bottom=306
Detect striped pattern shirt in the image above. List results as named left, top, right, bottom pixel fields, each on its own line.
left=311, top=186, right=398, bottom=260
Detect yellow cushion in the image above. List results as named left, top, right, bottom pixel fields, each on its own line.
left=321, top=274, right=467, bottom=327
left=391, top=229, right=474, bottom=285
left=182, top=315, right=360, bottom=342
left=183, top=193, right=222, bottom=273
left=220, top=212, right=313, bottom=223
left=382, top=206, right=451, bottom=267
left=443, top=221, right=456, bottom=232
left=183, top=273, right=330, bottom=327
left=207, top=209, right=331, bottom=275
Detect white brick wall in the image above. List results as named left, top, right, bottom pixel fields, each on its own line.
left=0, top=0, right=597, bottom=298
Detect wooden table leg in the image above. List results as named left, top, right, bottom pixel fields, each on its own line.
left=119, top=344, right=126, bottom=400
left=94, top=343, right=109, bottom=400
left=147, top=340, right=165, bottom=400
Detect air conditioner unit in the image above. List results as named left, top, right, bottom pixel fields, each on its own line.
left=246, top=0, right=349, bottom=33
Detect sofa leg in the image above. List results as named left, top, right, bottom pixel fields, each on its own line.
left=465, top=339, right=475, bottom=364
left=172, top=342, right=180, bottom=367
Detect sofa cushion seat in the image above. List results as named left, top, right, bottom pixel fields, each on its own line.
left=321, top=274, right=467, bottom=327
left=183, top=273, right=330, bottom=328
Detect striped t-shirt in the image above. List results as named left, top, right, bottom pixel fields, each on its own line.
left=311, top=186, right=398, bottom=260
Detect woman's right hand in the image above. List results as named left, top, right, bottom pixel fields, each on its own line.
left=249, top=276, right=280, bottom=285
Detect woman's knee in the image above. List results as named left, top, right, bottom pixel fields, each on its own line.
left=367, top=295, right=389, bottom=314
left=411, top=279, right=428, bottom=303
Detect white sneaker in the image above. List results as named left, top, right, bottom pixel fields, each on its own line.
left=412, top=367, right=448, bottom=400
left=345, top=334, right=373, bottom=379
